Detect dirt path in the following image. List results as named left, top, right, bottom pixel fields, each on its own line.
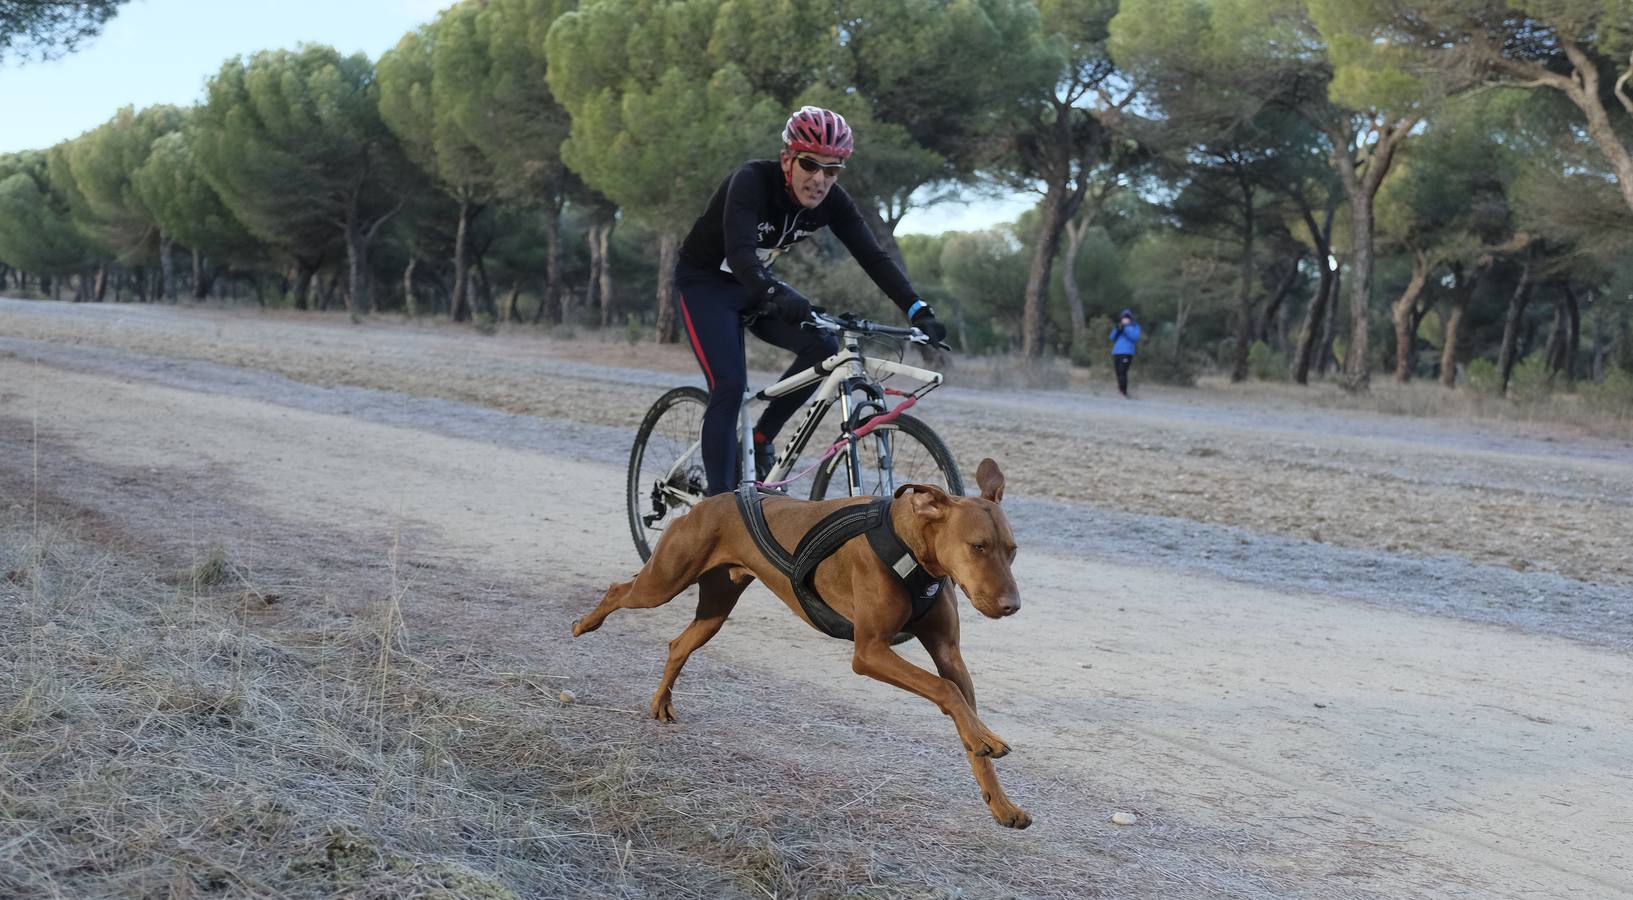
left=3, top=302, right=1632, bottom=897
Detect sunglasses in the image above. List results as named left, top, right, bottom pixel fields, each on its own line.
left=794, top=154, right=845, bottom=176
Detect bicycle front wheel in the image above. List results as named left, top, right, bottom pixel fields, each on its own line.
left=628, top=386, right=709, bottom=561
left=809, top=412, right=964, bottom=501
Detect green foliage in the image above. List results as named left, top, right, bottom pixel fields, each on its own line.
left=1582, top=366, right=1633, bottom=412
left=937, top=228, right=1031, bottom=353
left=547, top=0, right=782, bottom=231
left=1247, top=340, right=1285, bottom=380
left=130, top=131, right=262, bottom=266
left=192, top=45, right=409, bottom=262
left=1508, top=350, right=1554, bottom=401
left=1135, top=327, right=1201, bottom=385
left=0, top=151, right=103, bottom=275
left=471, top=0, right=576, bottom=203
left=1417, top=309, right=1444, bottom=351
left=1465, top=357, right=1500, bottom=394
left=0, top=0, right=128, bottom=63
left=51, top=105, right=187, bottom=262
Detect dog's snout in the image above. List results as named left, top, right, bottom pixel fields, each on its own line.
left=997, top=597, right=1020, bottom=617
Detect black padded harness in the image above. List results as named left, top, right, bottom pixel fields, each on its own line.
left=734, top=484, right=946, bottom=643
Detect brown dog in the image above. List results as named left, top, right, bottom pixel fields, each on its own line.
left=572, top=458, right=1030, bottom=828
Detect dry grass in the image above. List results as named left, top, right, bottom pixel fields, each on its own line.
left=1190, top=375, right=1633, bottom=441
left=0, top=509, right=1118, bottom=899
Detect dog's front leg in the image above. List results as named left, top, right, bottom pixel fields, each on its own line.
left=850, top=639, right=1011, bottom=759
left=920, top=633, right=1031, bottom=829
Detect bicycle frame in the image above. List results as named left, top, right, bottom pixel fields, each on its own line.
left=741, top=329, right=943, bottom=495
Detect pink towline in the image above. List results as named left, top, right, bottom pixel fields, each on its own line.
left=754, top=394, right=920, bottom=491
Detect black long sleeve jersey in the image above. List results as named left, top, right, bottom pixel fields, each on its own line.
left=678, top=159, right=918, bottom=314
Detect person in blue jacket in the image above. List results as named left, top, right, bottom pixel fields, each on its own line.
left=1109, top=308, right=1142, bottom=397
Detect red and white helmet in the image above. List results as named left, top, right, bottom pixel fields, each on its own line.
left=782, top=106, right=854, bottom=158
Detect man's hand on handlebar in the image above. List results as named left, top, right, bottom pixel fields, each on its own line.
left=766, top=283, right=812, bottom=324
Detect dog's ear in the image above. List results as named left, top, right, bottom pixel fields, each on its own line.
left=894, top=483, right=951, bottom=521
left=975, top=458, right=1005, bottom=503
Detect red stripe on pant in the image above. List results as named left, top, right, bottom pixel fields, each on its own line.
left=678, top=292, right=715, bottom=390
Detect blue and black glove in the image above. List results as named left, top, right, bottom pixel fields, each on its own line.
left=908, top=300, right=948, bottom=344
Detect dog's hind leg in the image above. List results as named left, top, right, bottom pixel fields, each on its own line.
left=572, top=521, right=716, bottom=638
left=649, top=566, right=750, bottom=723
left=920, top=628, right=1032, bottom=829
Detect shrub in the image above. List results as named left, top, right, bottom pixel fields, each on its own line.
left=1465, top=357, right=1500, bottom=394
left=1508, top=351, right=1553, bottom=401
left=1582, top=366, right=1633, bottom=412
left=1247, top=340, right=1285, bottom=381
left=1136, top=339, right=1200, bottom=386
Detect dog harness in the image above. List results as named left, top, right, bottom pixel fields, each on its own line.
left=734, top=484, right=946, bottom=643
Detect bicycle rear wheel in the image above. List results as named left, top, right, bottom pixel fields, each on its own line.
left=808, top=412, right=963, bottom=501
left=628, top=386, right=709, bottom=561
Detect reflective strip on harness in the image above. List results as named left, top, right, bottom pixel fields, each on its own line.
left=733, top=484, right=944, bottom=643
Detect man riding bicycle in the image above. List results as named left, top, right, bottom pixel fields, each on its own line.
left=676, top=105, right=947, bottom=496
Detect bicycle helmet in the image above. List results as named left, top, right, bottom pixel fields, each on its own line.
left=782, top=106, right=854, bottom=158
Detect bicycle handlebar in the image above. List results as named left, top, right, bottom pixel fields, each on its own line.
left=803, top=310, right=951, bottom=351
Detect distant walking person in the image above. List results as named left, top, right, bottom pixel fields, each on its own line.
left=1109, top=308, right=1142, bottom=398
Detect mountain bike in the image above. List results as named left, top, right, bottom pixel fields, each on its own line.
left=627, top=310, right=962, bottom=561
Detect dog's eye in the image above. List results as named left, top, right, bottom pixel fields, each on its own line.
left=970, top=542, right=987, bottom=554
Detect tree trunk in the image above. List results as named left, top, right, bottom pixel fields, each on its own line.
left=597, top=218, right=615, bottom=328
left=1440, top=263, right=1473, bottom=387
left=1543, top=287, right=1566, bottom=374
left=1259, top=253, right=1301, bottom=346
left=1497, top=257, right=1536, bottom=396
left=858, top=201, right=907, bottom=268
left=1341, top=192, right=1376, bottom=390
left=1061, top=215, right=1088, bottom=351
left=474, top=252, right=494, bottom=319
left=191, top=249, right=207, bottom=300
left=546, top=189, right=565, bottom=325
left=1325, top=116, right=1414, bottom=391
left=451, top=198, right=471, bottom=322
left=1021, top=194, right=1070, bottom=359
left=1292, top=257, right=1335, bottom=384
left=344, top=217, right=367, bottom=323
left=1229, top=180, right=1256, bottom=383
left=503, top=281, right=523, bottom=324
left=291, top=260, right=315, bottom=311
left=94, top=263, right=108, bottom=302
left=1562, top=282, right=1581, bottom=385
left=1557, top=43, right=1633, bottom=215
left=654, top=232, right=681, bottom=344
left=582, top=222, right=602, bottom=327
left=1318, top=263, right=1341, bottom=375
left=159, top=232, right=176, bottom=301
left=1392, top=250, right=1433, bottom=382
left=403, top=254, right=418, bottom=318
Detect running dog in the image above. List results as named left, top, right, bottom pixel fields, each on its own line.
left=572, top=458, right=1030, bottom=828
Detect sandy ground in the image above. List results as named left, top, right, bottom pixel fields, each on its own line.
left=3, top=299, right=1632, bottom=898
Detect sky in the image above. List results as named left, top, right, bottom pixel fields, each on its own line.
left=0, top=0, right=1032, bottom=234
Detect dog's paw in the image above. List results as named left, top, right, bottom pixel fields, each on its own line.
left=571, top=616, right=600, bottom=638
left=650, top=693, right=677, bottom=724
left=995, top=807, right=1032, bottom=829
left=965, top=727, right=1012, bottom=759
